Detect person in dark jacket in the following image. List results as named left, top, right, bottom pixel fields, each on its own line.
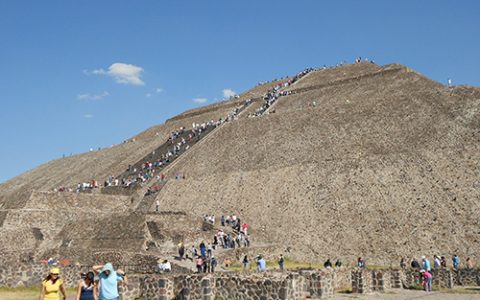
left=411, top=258, right=421, bottom=269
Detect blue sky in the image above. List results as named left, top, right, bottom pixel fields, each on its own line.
left=0, top=0, right=479, bottom=183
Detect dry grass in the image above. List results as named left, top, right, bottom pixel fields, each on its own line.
left=0, top=287, right=77, bottom=300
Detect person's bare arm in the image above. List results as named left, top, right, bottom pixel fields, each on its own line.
left=75, top=281, right=82, bottom=300
left=93, top=282, right=99, bottom=300
left=60, top=283, right=67, bottom=299
left=92, top=265, right=103, bottom=274
left=39, top=284, right=45, bottom=300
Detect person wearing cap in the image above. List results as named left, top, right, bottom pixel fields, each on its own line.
left=422, top=256, right=431, bottom=271
left=93, top=263, right=127, bottom=300
left=39, top=267, right=67, bottom=300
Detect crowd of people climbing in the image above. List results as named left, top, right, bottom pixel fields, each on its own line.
left=53, top=95, right=254, bottom=195
left=52, top=58, right=380, bottom=194
left=248, top=67, right=314, bottom=118
left=153, top=213, right=252, bottom=274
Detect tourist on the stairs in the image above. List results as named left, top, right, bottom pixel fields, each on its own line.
left=207, top=243, right=213, bottom=257
left=335, top=259, right=342, bottom=268
left=420, top=269, right=432, bottom=292
left=324, top=259, right=332, bottom=269
left=199, top=241, right=206, bottom=258
left=466, top=257, right=475, bottom=269
left=421, top=256, right=431, bottom=271
left=433, top=255, right=441, bottom=269
left=441, top=256, right=447, bottom=268
left=210, top=256, right=218, bottom=272
left=191, top=245, right=197, bottom=260
left=357, top=257, right=365, bottom=269
left=93, top=262, right=127, bottom=300
left=257, top=255, right=267, bottom=272
left=178, top=242, right=185, bottom=260
left=242, top=255, right=249, bottom=271
left=39, top=267, right=67, bottom=300
left=158, top=260, right=172, bottom=272
left=75, top=271, right=96, bottom=300
left=278, top=254, right=285, bottom=271
left=411, top=257, right=420, bottom=269
left=196, top=256, right=204, bottom=273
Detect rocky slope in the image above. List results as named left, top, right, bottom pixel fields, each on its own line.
left=1, top=62, right=479, bottom=266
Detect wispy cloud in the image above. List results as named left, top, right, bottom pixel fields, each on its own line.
left=83, top=114, right=94, bottom=119
left=77, top=91, right=109, bottom=101
left=145, top=93, right=152, bottom=98
left=156, top=88, right=163, bottom=93
left=192, top=98, right=208, bottom=103
left=223, top=88, right=236, bottom=98
left=86, top=63, right=145, bottom=85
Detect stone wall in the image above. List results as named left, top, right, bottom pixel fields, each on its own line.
left=452, top=268, right=480, bottom=286
left=3, top=266, right=480, bottom=299
left=0, top=263, right=84, bottom=288
left=332, top=268, right=351, bottom=290
left=118, top=271, right=335, bottom=300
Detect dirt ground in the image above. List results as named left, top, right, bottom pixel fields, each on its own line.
left=330, top=288, right=480, bottom=300
left=2, top=288, right=480, bottom=300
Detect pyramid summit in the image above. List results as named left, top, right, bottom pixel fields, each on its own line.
left=1, top=61, right=479, bottom=272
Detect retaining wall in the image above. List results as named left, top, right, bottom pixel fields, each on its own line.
left=2, top=265, right=480, bottom=299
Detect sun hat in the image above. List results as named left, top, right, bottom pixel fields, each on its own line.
left=50, top=267, right=60, bottom=274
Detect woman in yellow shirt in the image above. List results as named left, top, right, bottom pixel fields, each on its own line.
left=39, top=267, right=67, bottom=300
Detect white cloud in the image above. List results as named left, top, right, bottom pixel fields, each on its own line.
left=88, top=63, right=145, bottom=86
left=145, top=93, right=152, bottom=98
left=77, top=91, right=109, bottom=101
left=156, top=88, right=163, bottom=93
left=192, top=98, right=208, bottom=103
left=83, top=114, right=94, bottom=119
left=223, top=88, right=236, bottom=98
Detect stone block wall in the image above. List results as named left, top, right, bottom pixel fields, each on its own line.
left=300, top=270, right=334, bottom=298
left=453, top=268, right=480, bottom=286
left=351, top=269, right=372, bottom=294
left=4, top=265, right=480, bottom=299
left=371, top=270, right=385, bottom=292
left=389, top=269, right=402, bottom=288
left=112, top=271, right=335, bottom=300
left=432, top=269, right=454, bottom=289
left=332, top=268, right=351, bottom=290
left=0, top=263, right=84, bottom=288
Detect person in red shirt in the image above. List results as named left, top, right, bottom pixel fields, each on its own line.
left=421, top=270, right=432, bottom=292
